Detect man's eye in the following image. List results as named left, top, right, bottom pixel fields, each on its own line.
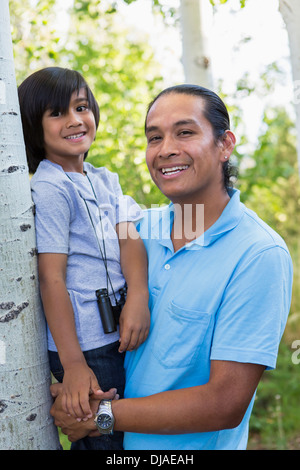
left=179, top=130, right=193, bottom=136
left=148, top=135, right=161, bottom=143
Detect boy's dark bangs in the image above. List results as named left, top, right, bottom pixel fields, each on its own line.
left=44, top=70, right=87, bottom=113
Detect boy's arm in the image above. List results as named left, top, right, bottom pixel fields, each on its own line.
left=38, top=253, right=100, bottom=418
left=115, top=222, right=150, bottom=353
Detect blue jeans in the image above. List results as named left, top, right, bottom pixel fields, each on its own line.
left=49, top=341, right=125, bottom=450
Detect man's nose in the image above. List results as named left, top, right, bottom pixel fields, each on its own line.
left=159, top=135, right=179, bottom=158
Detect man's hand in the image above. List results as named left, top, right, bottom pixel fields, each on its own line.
left=50, top=383, right=117, bottom=442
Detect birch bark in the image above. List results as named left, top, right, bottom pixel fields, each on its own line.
left=279, top=0, right=300, bottom=177
left=179, top=0, right=213, bottom=88
left=0, top=0, right=60, bottom=449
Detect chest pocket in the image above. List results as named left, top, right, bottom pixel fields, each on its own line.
left=151, top=300, right=211, bottom=369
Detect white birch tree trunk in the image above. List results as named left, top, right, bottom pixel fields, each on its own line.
left=0, top=0, right=60, bottom=449
left=279, top=0, right=300, bottom=177
left=179, top=0, right=213, bottom=88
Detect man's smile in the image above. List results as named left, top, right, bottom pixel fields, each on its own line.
left=160, top=165, right=189, bottom=176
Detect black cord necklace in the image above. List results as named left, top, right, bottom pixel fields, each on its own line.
left=65, top=171, right=118, bottom=305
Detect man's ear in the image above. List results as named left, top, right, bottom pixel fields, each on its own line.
left=224, top=130, right=236, bottom=152
left=220, top=130, right=236, bottom=161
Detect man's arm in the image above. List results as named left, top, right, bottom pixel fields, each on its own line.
left=111, top=360, right=264, bottom=434
left=51, top=360, right=265, bottom=441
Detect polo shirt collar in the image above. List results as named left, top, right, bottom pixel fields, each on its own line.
left=158, top=189, right=244, bottom=250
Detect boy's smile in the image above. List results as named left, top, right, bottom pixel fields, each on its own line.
left=64, top=132, right=86, bottom=141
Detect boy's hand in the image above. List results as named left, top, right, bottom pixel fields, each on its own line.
left=50, top=385, right=118, bottom=442
left=118, top=292, right=150, bottom=353
left=60, top=361, right=102, bottom=420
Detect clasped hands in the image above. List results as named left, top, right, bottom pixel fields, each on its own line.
left=50, top=383, right=118, bottom=442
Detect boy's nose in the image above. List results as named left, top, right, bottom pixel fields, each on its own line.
left=66, top=110, right=83, bottom=127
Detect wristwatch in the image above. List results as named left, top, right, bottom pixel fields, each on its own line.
left=94, top=400, right=114, bottom=434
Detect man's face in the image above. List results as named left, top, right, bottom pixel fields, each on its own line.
left=145, top=93, right=229, bottom=204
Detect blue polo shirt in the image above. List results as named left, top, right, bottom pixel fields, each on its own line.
left=124, top=189, right=293, bottom=450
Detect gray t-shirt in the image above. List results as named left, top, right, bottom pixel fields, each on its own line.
left=31, top=159, right=143, bottom=351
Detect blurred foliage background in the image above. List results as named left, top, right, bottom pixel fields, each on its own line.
left=10, top=0, right=300, bottom=449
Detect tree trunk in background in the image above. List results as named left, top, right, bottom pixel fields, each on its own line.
left=0, top=0, right=60, bottom=449
left=279, top=0, right=300, bottom=177
left=179, top=0, right=213, bottom=88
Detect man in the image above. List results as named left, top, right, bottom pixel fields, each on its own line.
left=51, top=85, right=293, bottom=450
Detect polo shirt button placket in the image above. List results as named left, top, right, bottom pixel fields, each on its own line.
left=164, top=263, right=171, bottom=270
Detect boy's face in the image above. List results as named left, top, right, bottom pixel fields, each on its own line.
left=41, top=87, right=96, bottom=168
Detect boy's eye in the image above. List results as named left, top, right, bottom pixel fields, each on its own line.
left=77, top=105, right=88, bottom=112
left=49, top=110, right=61, bottom=117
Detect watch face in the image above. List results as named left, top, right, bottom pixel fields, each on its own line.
left=97, top=412, right=113, bottom=429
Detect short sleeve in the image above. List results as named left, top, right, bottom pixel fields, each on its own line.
left=211, top=246, right=293, bottom=370
left=116, top=195, right=144, bottom=225
left=105, top=169, right=144, bottom=225
left=32, top=181, right=73, bottom=254
left=97, top=167, right=143, bottom=225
